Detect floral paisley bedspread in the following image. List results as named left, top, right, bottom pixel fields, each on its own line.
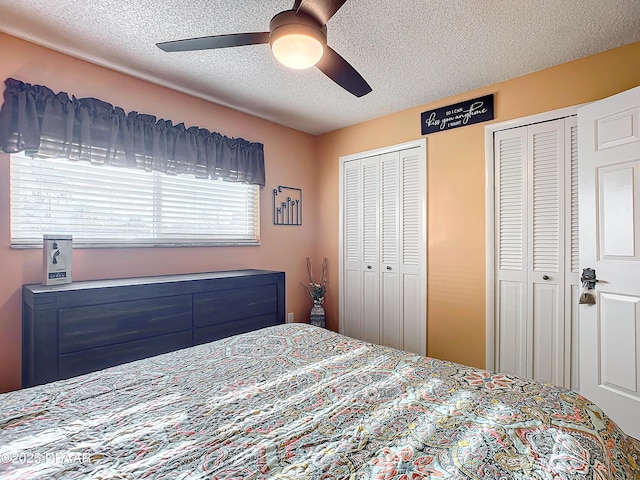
left=1, top=324, right=638, bottom=479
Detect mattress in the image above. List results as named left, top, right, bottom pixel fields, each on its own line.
left=1, top=323, right=638, bottom=479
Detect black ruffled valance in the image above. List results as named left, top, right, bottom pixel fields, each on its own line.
left=0, top=78, right=265, bottom=186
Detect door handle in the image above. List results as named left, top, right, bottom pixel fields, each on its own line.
left=542, top=275, right=549, bottom=280
left=386, top=266, right=392, bottom=270
left=367, top=265, right=372, bottom=269
left=580, top=268, right=598, bottom=289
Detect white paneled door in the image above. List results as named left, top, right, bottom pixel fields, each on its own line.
left=339, top=140, right=427, bottom=356
left=578, top=85, right=640, bottom=439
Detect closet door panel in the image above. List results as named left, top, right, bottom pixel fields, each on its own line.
left=362, top=157, right=380, bottom=268
left=361, top=156, right=380, bottom=344
left=343, top=160, right=363, bottom=339
left=402, top=273, right=422, bottom=355
left=496, top=130, right=527, bottom=275
left=363, top=269, right=380, bottom=343
left=498, top=280, right=525, bottom=376
left=381, top=273, right=400, bottom=348
left=494, top=128, right=528, bottom=377
left=400, top=148, right=424, bottom=355
left=381, top=152, right=400, bottom=267
left=400, top=150, right=421, bottom=273
left=528, top=119, right=565, bottom=385
left=381, top=152, right=401, bottom=348
left=565, top=117, right=580, bottom=390
left=532, top=282, right=561, bottom=383
left=529, top=120, right=565, bottom=278
left=343, top=269, right=363, bottom=339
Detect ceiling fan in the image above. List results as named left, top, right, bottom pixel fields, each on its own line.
left=156, top=0, right=372, bottom=97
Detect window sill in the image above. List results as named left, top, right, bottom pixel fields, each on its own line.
left=11, top=240, right=261, bottom=249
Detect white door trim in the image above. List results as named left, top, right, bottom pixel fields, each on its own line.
left=339, top=138, right=427, bottom=354
left=485, top=106, right=581, bottom=371
left=338, top=139, right=426, bottom=163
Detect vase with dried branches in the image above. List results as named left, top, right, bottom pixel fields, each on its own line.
left=300, top=257, right=328, bottom=328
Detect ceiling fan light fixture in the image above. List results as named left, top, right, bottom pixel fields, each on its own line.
left=158, top=3, right=371, bottom=97
left=271, top=31, right=324, bottom=69
left=269, top=11, right=327, bottom=70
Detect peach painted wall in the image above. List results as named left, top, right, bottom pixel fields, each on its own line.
left=0, top=33, right=319, bottom=393
left=316, top=41, right=640, bottom=369
left=2, top=31, right=640, bottom=394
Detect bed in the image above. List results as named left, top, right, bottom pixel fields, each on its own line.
left=1, top=322, right=639, bottom=479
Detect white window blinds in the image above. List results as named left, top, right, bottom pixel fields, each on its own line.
left=10, top=154, right=260, bottom=247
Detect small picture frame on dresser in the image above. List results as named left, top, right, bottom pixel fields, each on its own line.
left=43, top=234, right=72, bottom=285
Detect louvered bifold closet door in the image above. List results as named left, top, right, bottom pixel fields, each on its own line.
left=341, top=142, right=426, bottom=354
left=495, top=127, right=528, bottom=378
left=527, top=119, right=566, bottom=386
left=399, top=147, right=424, bottom=355
left=343, top=159, right=364, bottom=340
left=565, top=116, right=580, bottom=390
left=380, top=152, right=401, bottom=349
left=361, top=156, right=381, bottom=344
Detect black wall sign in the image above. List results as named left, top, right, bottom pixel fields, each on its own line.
left=421, top=94, right=494, bottom=135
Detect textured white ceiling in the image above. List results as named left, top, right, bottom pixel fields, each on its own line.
left=1, top=0, right=639, bottom=135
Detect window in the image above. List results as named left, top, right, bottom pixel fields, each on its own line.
left=10, top=154, right=260, bottom=247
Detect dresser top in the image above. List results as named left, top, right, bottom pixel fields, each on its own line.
left=23, top=269, right=283, bottom=294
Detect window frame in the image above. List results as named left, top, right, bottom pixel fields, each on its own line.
left=9, top=153, right=261, bottom=249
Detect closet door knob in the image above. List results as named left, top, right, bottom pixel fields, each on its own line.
left=542, top=275, right=550, bottom=280
left=367, top=265, right=372, bottom=269
left=386, top=266, right=392, bottom=270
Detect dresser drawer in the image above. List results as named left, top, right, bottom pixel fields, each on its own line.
left=194, top=284, right=278, bottom=328
left=59, top=331, right=193, bottom=380
left=194, top=313, right=279, bottom=345
left=59, top=294, right=192, bottom=353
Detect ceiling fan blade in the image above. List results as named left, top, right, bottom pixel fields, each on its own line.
left=295, top=0, right=348, bottom=25
left=316, top=46, right=371, bottom=97
left=157, top=32, right=269, bottom=52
